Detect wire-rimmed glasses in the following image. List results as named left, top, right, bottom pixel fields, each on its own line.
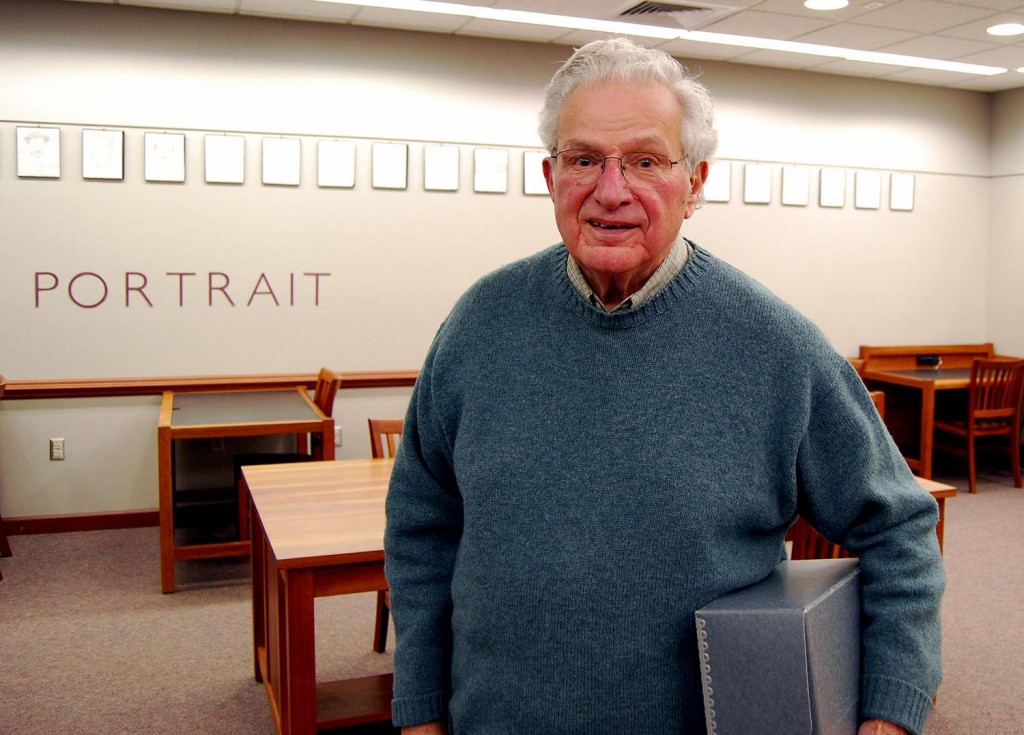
left=550, top=149, right=684, bottom=186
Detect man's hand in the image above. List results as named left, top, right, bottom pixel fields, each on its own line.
left=859, top=719, right=908, bottom=735
left=402, top=723, right=446, bottom=735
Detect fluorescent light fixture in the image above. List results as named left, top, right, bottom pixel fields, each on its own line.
left=987, top=22, right=1024, bottom=37
left=804, top=0, right=849, bottom=10
left=314, top=0, right=1008, bottom=76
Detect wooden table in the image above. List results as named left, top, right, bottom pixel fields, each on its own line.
left=861, top=367, right=971, bottom=479
left=157, top=388, right=335, bottom=593
left=915, top=477, right=957, bottom=554
left=245, top=459, right=393, bottom=735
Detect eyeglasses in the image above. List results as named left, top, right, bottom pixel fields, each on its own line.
left=550, top=149, right=684, bottom=186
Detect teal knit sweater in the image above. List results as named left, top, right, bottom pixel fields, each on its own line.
left=384, top=242, right=944, bottom=735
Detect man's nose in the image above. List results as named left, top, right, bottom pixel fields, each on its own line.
left=593, top=157, right=633, bottom=204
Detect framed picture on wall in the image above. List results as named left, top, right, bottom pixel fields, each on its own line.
left=144, top=132, right=186, bottom=182
left=16, top=126, right=61, bottom=178
left=262, top=137, right=301, bottom=186
left=474, top=147, right=508, bottom=193
left=819, top=168, right=846, bottom=208
left=372, top=142, right=408, bottom=190
left=423, top=144, right=460, bottom=191
left=317, top=139, right=356, bottom=188
left=204, top=134, right=245, bottom=184
left=82, top=129, right=125, bottom=181
left=781, top=165, right=810, bottom=206
left=703, top=160, right=731, bottom=203
left=890, top=173, right=915, bottom=211
left=523, top=150, right=549, bottom=196
left=854, top=170, right=882, bottom=210
left=743, top=163, right=772, bottom=204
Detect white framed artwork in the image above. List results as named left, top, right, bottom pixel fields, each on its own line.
left=474, top=147, right=508, bottom=193
left=523, top=150, right=549, bottom=196
left=317, top=140, right=356, bottom=188
left=890, top=173, right=915, bottom=211
left=743, top=163, right=772, bottom=204
left=144, top=132, right=186, bottom=183
left=204, top=134, right=245, bottom=184
left=423, top=144, right=460, bottom=192
left=703, top=160, right=731, bottom=203
left=854, top=170, right=882, bottom=210
left=82, top=129, right=124, bottom=181
left=781, top=165, right=810, bottom=206
left=262, top=137, right=301, bottom=186
left=819, top=168, right=846, bottom=208
left=204, top=137, right=244, bottom=185
left=17, top=126, right=61, bottom=178
left=372, top=142, right=408, bottom=190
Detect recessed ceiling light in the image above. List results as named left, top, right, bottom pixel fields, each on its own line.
left=804, top=0, right=849, bottom=10
left=987, top=22, right=1024, bottom=37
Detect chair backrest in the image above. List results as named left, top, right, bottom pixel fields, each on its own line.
left=0, top=375, right=6, bottom=400
left=868, top=390, right=885, bottom=420
left=368, top=418, right=404, bottom=459
left=313, top=368, right=341, bottom=417
left=787, top=517, right=851, bottom=560
left=968, top=358, right=1024, bottom=425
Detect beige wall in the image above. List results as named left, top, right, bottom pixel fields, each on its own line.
left=0, top=0, right=1021, bottom=518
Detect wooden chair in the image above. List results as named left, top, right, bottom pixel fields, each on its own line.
left=368, top=418, right=404, bottom=460
left=933, top=358, right=1024, bottom=494
left=233, top=368, right=341, bottom=539
left=368, top=417, right=404, bottom=652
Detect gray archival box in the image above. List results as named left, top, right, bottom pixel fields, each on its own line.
left=695, top=558, right=861, bottom=735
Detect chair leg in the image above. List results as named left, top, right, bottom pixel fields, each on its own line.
left=967, top=436, right=977, bottom=494
left=1012, top=433, right=1022, bottom=489
left=0, top=511, right=12, bottom=558
left=373, top=589, right=390, bottom=653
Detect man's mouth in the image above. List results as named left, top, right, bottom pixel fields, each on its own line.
left=588, top=220, right=633, bottom=230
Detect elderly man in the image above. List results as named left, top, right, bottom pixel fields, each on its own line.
left=385, top=38, right=943, bottom=735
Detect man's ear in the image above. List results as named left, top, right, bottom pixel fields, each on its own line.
left=684, top=159, right=710, bottom=218
left=542, top=155, right=556, bottom=198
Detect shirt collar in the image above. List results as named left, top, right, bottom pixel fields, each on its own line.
left=566, top=235, right=691, bottom=313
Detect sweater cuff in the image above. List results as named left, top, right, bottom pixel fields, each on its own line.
left=391, top=690, right=447, bottom=728
left=861, top=674, right=934, bottom=735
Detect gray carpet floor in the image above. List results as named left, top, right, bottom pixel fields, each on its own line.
left=1, top=460, right=1021, bottom=734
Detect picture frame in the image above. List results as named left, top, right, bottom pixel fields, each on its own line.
left=743, top=163, right=772, bottom=205
left=17, top=126, right=61, bottom=178
left=82, top=129, right=125, bottom=181
left=781, top=165, right=810, bottom=207
left=474, top=147, right=508, bottom=193
left=703, top=160, right=731, bottom=203
left=144, top=132, right=186, bottom=183
left=423, top=144, right=459, bottom=192
left=854, top=170, right=882, bottom=210
left=890, top=172, right=915, bottom=211
left=317, top=139, right=356, bottom=188
left=523, top=150, right=549, bottom=196
left=819, top=168, right=846, bottom=208
left=204, top=134, right=245, bottom=184
left=372, top=142, right=408, bottom=190
left=262, top=136, right=301, bottom=186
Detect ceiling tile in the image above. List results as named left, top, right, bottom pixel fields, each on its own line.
left=792, top=22, right=920, bottom=50
left=351, top=6, right=469, bottom=33
left=878, top=35, right=998, bottom=59
left=456, top=17, right=571, bottom=43
left=854, top=0, right=997, bottom=34
left=699, top=9, right=831, bottom=40
left=240, top=0, right=359, bottom=23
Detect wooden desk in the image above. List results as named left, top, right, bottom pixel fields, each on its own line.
left=862, top=368, right=971, bottom=479
left=245, top=459, right=393, bottom=735
left=157, top=388, right=334, bottom=593
left=915, top=477, right=957, bottom=554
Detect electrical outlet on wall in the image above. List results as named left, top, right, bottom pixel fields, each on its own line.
left=50, top=438, right=65, bottom=461
left=334, top=427, right=342, bottom=447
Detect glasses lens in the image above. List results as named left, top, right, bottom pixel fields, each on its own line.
left=556, top=150, right=675, bottom=185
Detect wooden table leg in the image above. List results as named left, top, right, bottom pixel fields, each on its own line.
left=919, top=384, right=936, bottom=479
left=157, top=418, right=176, bottom=593
left=283, top=568, right=318, bottom=735
left=251, top=507, right=267, bottom=683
